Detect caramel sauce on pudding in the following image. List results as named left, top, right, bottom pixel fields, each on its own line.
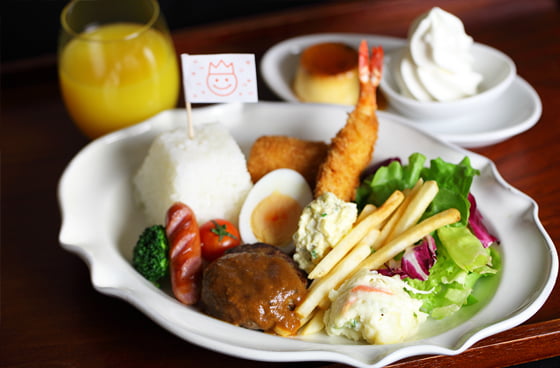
left=293, top=42, right=359, bottom=105
left=299, top=42, right=358, bottom=75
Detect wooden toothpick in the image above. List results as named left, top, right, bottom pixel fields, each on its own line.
left=186, top=100, right=194, bottom=139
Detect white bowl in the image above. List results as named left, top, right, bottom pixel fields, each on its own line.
left=380, top=43, right=516, bottom=121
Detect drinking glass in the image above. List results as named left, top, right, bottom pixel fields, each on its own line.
left=58, top=0, right=180, bottom=139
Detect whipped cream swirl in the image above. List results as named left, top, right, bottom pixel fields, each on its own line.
left=395, top=7, right=483, bottom=102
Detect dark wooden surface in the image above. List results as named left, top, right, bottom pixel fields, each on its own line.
left=2, top=0, right=559, bottom=367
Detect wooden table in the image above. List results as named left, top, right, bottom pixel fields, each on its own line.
left=2, top=0, right=559, bottom=367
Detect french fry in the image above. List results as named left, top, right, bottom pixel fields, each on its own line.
left=402, top=177, right=423, bottom=195
left=295, top=307, right=316, bottom=331
left=385, top=180, right=439, bottom=243
left=298, top=309, right=325, bottom=336
left=308, top=191, right=404, bottom=279
left=296, top=230, right=380, bottom=320
left=316, top=226, right=383, bottom=308
left=357, top=203, right=376, bottom=222
left=274, top=325, right=295, bottom=337
left=373, top=179, right=424, bottom=249
left=357, top=208, right=461, bottom=272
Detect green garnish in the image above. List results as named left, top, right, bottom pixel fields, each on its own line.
left=210, top=220, right=238, bottom=241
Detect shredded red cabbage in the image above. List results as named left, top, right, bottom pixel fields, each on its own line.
left=378, top=235, right=437, bottom=280
left=468, top=193, right=499, bottom=248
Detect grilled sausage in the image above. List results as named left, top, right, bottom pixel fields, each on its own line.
left=165, top=202, right=202, bottom=305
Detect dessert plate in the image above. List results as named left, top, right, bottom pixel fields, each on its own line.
left=260, top=33, right=542, bottom=147
left=58, top=103, right=557, bottom=368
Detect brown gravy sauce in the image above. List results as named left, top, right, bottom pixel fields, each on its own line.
left=202, top=245, right=307, bottom=335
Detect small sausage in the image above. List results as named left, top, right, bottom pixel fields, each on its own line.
left=165, top=202, right=202, bottom=305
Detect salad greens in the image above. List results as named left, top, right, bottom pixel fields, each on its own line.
left=356, top=152, right=478, bottom=226
left=356, top=153, right=500, bottom=319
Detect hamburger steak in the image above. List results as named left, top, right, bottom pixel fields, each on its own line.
left=201, top=243, right=308, bottom=335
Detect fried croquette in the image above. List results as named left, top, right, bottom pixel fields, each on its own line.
left=247, top=136, right=328, bottom=188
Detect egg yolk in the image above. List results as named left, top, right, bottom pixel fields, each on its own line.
left=251, top=191, right=303, bottom=247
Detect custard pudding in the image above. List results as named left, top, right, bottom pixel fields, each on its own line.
left=293, top=42, right=359, bottom=105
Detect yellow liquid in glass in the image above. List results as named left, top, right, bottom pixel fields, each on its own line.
left=59, top=23, right=179, bottom=138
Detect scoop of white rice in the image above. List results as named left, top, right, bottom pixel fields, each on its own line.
left=133, top=122, right=253, bottom=226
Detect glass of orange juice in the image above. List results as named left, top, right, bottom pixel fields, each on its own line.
left=58, top=0, right=180, bottom=139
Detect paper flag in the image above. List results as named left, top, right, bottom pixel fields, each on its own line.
left=181, top=53, right=258, bottom=103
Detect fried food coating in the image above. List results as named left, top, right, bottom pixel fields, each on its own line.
left=247, top=135, right=328, bottom=188
left=314, top=42, right=383, bottom=202
left=314, top=112, right=378, bottom=202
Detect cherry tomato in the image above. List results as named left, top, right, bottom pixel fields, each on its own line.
left=199, top=219, right=241, bottom=261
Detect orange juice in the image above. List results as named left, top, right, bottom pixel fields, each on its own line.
left=59, top=23, right=179, bottom=138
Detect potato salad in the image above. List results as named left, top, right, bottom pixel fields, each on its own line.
left=324, top=268, right=427, bottom=344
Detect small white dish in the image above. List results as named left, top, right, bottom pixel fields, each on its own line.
left=412, top=76, right=542, bottom=147
left=58, top=103, right=557, bottom=368
left=381, top=44, right=516, bottom=121
left=260, top=33, right=542, bottom=148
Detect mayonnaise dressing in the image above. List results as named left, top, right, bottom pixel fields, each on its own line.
left=293, top=192, right=357, bottom=273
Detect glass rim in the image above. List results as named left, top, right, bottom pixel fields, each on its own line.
left=60, top=0, right=161, bottom=41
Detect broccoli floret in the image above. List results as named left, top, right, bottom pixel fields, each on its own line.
left=132, top=225, right=169, bottom=287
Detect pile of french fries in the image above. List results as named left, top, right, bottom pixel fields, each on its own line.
left=296, top=179, right=461, bottom=336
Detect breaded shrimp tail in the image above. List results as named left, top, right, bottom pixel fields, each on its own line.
left=314, top=41, right=383, bottom=202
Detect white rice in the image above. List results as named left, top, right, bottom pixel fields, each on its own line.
left=133, top=122, right=253, bottom=226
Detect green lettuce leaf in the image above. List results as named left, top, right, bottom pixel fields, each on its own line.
left=356, top=154, right=479, bottom=226
left=355, top=153, right=426, bottom=209
left=437, top=225, right=493, bottom=272
left=405, top=232, right=500, bottom=319
left=420, top=157, right=480, bottom=226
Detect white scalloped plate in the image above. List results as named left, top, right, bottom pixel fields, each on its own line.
left=260, top=33, right=542, bottom=148
left=58, top=103, right=557, bottom=368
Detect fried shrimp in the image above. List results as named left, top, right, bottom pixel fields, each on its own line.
left=314, top=41, right=383, bottom=202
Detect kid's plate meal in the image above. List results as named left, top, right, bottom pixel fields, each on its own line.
left=58, top=102, right=557, bottom=368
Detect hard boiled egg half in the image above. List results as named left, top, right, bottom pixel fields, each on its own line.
left=238, top=169, right=313, bottom=252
